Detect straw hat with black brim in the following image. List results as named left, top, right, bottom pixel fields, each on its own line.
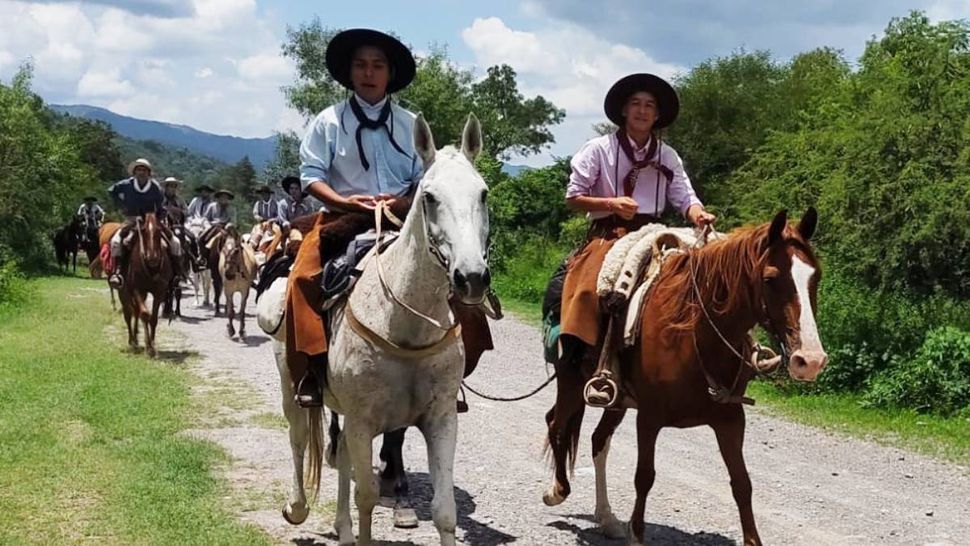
left=255, top=184, right=272, bottom=195
left=195, top=184, right=215, bottom=194
left=214, top=189, right=234, bottom=200
left=127, top=158, right=153, bottom=176
left=604, top=73, right=680, bottom=130
left=325, top=28, right=416, bottom=94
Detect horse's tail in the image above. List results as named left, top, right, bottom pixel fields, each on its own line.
left=305, top=406, right=325, bottom=502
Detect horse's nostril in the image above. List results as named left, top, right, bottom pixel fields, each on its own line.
left=482, top=268, right=491, bottom=287
left=453, top=269, right=468, bottom=289
left=791, top=354, right=807, bottom=369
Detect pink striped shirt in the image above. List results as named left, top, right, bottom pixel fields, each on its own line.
left=566, top=133, right=702, bottom=220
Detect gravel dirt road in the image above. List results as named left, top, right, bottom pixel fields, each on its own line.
left=168, top=299, right=970, bottom=546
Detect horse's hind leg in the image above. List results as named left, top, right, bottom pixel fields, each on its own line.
left=344, top=419, right=378, bottom=546
left=327, top=411, right=341, bottom=468
left=380, top=428, right=417, bottom=528
left=712, top=408, right=762, bottom=546
left=420, top=413, right=458, bottom=546
left=543, top=347, right=587, bottom=506
left=275, top=341, right=312, bottom=525
left=334, top=429, right=354, bottom=545
left=628, top=413, right=661, bottom=546
left=592, top=409, right=627, bottom=538
left=145, top=295, right=161, bottom=358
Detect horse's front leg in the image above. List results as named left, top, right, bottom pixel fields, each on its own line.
left=712, top=408, right=762, bottom=546
left=421, top=411, right=458, bottom=546
left=628, top=414, right=660, bottom=546
left=225, top=289, right=235, bottom=338
left=145, top=294, right=162, bottom=358
left=238, top=289, right=248, bottom=340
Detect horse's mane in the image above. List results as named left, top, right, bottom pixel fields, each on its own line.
left=651, top=222, right=813, bottom=334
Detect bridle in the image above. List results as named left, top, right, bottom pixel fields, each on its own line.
left=687, top=225, right=789, bottom=405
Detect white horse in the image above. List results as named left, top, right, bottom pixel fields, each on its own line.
left=264, top=114, right=490, bottom=546
left=186, top=216, right=212, bottom=307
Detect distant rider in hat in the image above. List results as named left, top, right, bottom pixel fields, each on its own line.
left=107, top=159, right=183, bottom=288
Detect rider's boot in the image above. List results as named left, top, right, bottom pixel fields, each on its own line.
left=294, top=355, right=325, bottom=408
left=108, top=260, right=123, bottom=289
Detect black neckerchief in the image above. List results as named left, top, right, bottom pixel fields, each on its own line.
left=348, top=95, right=409, bottom=170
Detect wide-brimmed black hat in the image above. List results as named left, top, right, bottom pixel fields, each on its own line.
left=280, top=176, right=301, bottom=192
left=255, top=184, right=272, bottom=194
left=604, top=73, right=680, bottom=129
left=83, top=196, right=98, bottom=202
left=326, top=28, right=416, bottom=94
left=214, top=189, right=234, bottom=200
left=195, top=184, right=215, bottom=193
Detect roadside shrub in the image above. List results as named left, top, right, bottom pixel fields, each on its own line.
left=864, top=327, right=970, bottom=416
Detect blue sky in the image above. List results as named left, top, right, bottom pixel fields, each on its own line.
left=1, top=0, right=968, bottom=166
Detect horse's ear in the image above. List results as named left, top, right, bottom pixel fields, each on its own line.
left=461, top=113, right=483, bottom=163
left=798, top=207, right=818, bottom=241
left=413, top=113, right=435, bottom=167
left=767, top=209, right=788, bottom=247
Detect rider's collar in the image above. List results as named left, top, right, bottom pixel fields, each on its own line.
left=132, top=177, right=154, bottom=193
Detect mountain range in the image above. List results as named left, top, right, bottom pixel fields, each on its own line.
left=51, top=104, right=277, bottom=168
left=52, top=103, right=532, bottom=176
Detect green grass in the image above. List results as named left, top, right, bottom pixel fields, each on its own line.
left=748, top=381, right=970, bottom=467
left=0, top=276, right=270, bottom=545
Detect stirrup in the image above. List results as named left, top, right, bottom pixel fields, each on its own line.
left=294, top=373, right=323, bottom=408
left=583, top=373, right=619, bottom=408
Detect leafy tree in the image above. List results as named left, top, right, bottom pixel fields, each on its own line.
left=280, top=21, right=563, bottom=159
left=264, top=130, right=301, bottom=184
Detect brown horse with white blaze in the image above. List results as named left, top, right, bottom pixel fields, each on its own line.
left=544, top=208, right=827, bottom=546
left=119, top=213, right=173, bottom=358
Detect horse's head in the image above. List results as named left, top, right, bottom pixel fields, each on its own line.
left=757, top=208, right=828, bottom=381
left=412, top=113, right=491, bottom=304
left=220, top=226, right=244, bottom=280
left=138, top=213, right=167, bottom=269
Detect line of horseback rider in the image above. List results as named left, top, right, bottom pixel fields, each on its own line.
left=101, top=158, right=314, bottom=290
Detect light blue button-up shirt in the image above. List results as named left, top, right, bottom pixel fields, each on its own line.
left=299, top=95, right=424, bottom=202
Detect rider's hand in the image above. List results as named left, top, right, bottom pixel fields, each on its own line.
left=687, top=205, right=717, bottom=227
left=343, top=194, right=377, bottom=212
left=608, top=197, right=639, bottom=220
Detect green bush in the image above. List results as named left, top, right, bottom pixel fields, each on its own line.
left=0, top=252, right=30, bottom=312
left=492, top=233, right=569, bottom=304
left=811, top=268, right=970, bottom=393
left=864, top=327, right=970, bottom=416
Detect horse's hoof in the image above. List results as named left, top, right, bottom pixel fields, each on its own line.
left=392, top=506, right=419, bottom=529
left=147, top=348, right=157, bottom=359
left=627, top=521, right=644, bottom=546
left=597, top=514, right=626, bottom=539
left=281, top=502, right=309, bottom=525
left=542, top=487, right=565, bottom=507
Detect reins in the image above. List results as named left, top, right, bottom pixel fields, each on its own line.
left=687, top=225, right=780, bottom=406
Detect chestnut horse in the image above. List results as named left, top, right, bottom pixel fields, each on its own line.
left=544, top=208, right=828, bottom=546
left=119, top=213, right=173, bottom=357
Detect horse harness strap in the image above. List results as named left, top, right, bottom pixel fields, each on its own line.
left=686, top=228, right=779, bottom=406
left=373, top=202, right=455, bottom=332
left=344, top=301, right=462, bottom=359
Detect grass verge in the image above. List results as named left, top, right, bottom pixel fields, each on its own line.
left=748, top=381, right=970, bottom=467
left=0, top=276, right=269, bottom=544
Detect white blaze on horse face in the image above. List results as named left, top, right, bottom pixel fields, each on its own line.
left=791, top=255, right=823, bottom=353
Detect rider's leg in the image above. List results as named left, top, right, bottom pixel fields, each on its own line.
left=108, top=225, right=127, bottom=288
left=285, top=213, right=328, bottom=408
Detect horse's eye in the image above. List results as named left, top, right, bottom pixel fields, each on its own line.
left=480, top=189, right=488, bottom=203
left=424, top=193, right=438, bottom=206
left=763, top=266, right=780, bottom=283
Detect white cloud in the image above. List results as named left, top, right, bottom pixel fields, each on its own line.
left=462, top=17, right=685, bottom=163
left=237, top=53, right=293, bottom=81
left=0, top=0, right=295, bottom=140
left=77, top=67, right=135, bottom=98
